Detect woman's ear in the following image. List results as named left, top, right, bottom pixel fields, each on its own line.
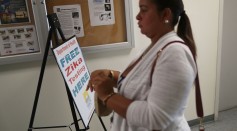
left=161, top=8, right=172, bottom=23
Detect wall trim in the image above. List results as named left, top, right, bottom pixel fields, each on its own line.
left=188, top=114, right=215, bottom=127
left=214, top=0, right=224, bottom=120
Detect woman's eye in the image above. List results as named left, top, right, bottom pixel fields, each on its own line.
left=140, top=9, right=146, bottom=13
left=139, top=6, right=148, bottom=13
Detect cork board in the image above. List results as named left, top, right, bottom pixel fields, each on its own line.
left=45, top=0, right=127, bottom=47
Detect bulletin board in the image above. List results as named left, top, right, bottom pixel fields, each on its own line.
left=0, top=0, right=44, bottom=65
left=43, top=0, right=134, bottom=53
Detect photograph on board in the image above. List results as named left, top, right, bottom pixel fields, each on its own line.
left=0, top=0, right=30, bottom=25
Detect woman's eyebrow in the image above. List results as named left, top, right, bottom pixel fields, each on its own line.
left=139, top=5, right=147, bottom=8
left=139, top=5, right=148, bottom=10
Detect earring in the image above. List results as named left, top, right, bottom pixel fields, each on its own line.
left=164, top=20, right=169, bottom=24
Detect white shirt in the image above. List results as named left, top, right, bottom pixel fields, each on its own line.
left=110, top=31, right=197, bottom=131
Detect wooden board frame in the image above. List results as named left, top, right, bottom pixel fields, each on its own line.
left=38, top=0, right=134, bottom=54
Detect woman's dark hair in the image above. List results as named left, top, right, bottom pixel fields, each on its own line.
left=151, top=0, right=199, bottom=90
left=151, top=0, right=197, bottom=59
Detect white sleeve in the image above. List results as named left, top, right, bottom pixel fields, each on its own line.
left=126, top=45, right=197, bottom=130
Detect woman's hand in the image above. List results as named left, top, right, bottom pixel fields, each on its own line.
left=87, top=69, right=132, bottom=118
left=86, top=69, right=116, bottom=100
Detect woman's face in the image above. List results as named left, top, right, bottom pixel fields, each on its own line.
left=136, top=0, right=164, bottom=39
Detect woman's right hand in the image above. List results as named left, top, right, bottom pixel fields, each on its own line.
left=86, top=69, right=119, bottom=100
left=86, top=69, right=113, bottom=92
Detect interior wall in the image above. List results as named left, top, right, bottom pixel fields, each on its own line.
left=0, top=0, right=219, bottom=131
left=218, top=0, right=237, bottom=111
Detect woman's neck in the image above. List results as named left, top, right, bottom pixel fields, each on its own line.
left=151, top=29, right=174, bottom=45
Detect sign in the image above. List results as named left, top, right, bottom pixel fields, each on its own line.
left=52, top=36, right=94, bottom=127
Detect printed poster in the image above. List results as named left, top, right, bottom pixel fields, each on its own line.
left=0, top=25, right=40, bottom=57
left=0, top=0, right=30, bottom=25
left=88, top=0, right=115, bottom=26
left=53, top=5, right=85, bottom=38
left=52, top=37, right=94, bottom=127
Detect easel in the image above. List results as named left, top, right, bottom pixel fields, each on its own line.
left=28, top=13, right=107, bottom=131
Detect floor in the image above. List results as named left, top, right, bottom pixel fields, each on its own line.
left=191, top=107, right=237, bottom=131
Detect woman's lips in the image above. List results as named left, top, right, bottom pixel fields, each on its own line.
left=138, top=24, right=142, bottom=28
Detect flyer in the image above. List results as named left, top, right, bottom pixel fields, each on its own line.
left=53, top=5, right=85, bottom=38
left=0, top=0, right=30, bottom=25
left=0, top=25, right=40, bottom=57
left=52, top=37, right=94, bottom=127
left=88, top=0, right=115, bottom=26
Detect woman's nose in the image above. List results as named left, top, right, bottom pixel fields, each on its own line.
left=136, top=13, right=141, bottom=20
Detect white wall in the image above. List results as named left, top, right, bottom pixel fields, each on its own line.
left=218, top=0, right=237, bottom=111
left=0, top=0, right=219, bottom=131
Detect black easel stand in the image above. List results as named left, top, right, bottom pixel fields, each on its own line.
left=28, top=13, right=107, bottom=131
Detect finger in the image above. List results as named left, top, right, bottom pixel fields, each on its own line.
left=86, top=81, right=94, bottom=92
left=86, top=83, right=90, bottom=91
left=91, top=84, right=95, bottom=92
left=86, top=85, right=90, bottom=91
left=86, top=80, right=92, bottom=90
left=92, top=76, right=105, bottom=81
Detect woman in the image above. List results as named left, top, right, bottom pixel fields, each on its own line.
left=87, top=0, right=197, bottom=130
